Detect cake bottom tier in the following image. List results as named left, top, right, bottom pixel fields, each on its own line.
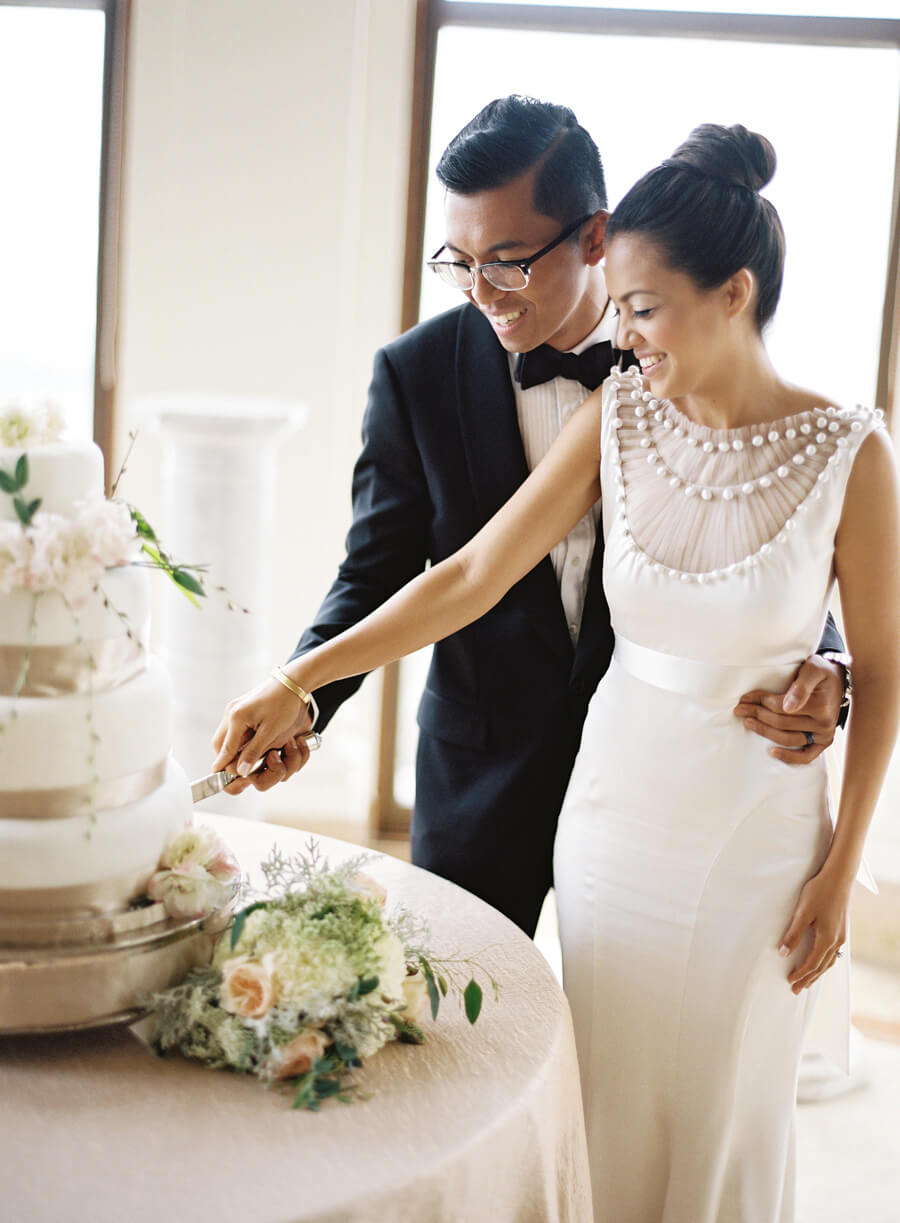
left=0, top=757, right=191, bottom=904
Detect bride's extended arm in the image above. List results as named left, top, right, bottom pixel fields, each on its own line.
left=780, top=427, right=900, bottom=991
left=211, top=388, right=606, bottom=776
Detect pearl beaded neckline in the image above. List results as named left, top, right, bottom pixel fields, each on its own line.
left=606, top=366, right=883, bottom=580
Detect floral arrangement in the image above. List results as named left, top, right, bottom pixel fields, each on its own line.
left=0, top=401, right=209, bottom=607
left=0, top=484, right=141, bottom=605
left=149, top=839, right=497, bottom=1110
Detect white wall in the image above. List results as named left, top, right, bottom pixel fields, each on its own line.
left=118, top=0, right=417, bottom=823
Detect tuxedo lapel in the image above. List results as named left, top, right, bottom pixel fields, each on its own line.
left=455, top=306, right=573, bottom=667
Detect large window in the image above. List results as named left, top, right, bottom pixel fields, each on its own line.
left=380, top=0, right=900, bottom=825
left=0, top=1, right=126, bottom=454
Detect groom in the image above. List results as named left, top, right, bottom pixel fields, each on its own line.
left=228, top=97, right=847, bottom=935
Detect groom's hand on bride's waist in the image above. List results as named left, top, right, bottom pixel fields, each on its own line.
left=733, top=655, right=844, bottom=765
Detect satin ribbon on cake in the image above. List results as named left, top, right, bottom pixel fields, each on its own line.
left=0, top=759, right=167, bottom=820
left=0, top=635, right=146, bottom=697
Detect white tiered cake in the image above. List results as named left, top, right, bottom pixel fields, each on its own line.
left=0, top=410, right=229, bottom=1031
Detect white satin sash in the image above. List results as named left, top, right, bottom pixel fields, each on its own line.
left=612, top=635, right=799, bottom=704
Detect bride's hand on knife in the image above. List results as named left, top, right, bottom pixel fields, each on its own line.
left=211, top=675, right=313, bottom=791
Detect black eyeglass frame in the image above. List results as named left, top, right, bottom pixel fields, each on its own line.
left=427, top=213, right=594, bottom=291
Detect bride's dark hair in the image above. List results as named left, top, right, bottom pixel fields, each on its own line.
left=605, top=124, right=785, bottom=330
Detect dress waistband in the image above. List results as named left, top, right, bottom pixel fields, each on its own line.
left=612, top=636, right=801, bottom=703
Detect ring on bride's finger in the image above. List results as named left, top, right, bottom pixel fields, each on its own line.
left=835, top=949, right=843, bottom=958
left=804, top=731, right=815, bottom=747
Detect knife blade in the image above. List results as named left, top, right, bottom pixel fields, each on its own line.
left=190, top=732, right=321, bottom=803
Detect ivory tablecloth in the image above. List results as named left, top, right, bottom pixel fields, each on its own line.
left=0, top=815, right=593, bottom=1223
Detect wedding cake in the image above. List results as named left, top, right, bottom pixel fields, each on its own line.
left=0, top=405, right=191, bottom=933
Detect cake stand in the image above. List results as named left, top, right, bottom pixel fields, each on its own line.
left=0, top=885, right=240, bottom=1034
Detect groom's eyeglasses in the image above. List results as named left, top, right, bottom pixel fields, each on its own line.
left=427, top=214, right=592, bottom=293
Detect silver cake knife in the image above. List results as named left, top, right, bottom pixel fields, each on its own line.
left=190, top=733, right=322, bottom=803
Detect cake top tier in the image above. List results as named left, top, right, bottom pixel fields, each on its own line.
left=0, top=440, right=105, bottom=523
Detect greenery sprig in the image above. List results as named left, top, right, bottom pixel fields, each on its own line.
left=0, top=454, right=41, bottom=526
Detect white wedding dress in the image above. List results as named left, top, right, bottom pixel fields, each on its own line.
left=553, top=367, right=883, bottom=1223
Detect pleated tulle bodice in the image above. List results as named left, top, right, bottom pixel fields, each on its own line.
left=599, top=367, right=884, bottom=666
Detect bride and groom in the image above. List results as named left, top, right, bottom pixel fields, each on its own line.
left=212, top=98, right=899, bottom=1221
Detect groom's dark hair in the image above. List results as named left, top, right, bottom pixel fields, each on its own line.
left=436, top=96, right=607, bottom=227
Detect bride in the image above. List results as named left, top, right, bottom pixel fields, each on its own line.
left=212, top=125, right=899, bottom=1222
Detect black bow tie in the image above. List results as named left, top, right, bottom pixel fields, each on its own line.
left=513, top=341, right=617, bottom=392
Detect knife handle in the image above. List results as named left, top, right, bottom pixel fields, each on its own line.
left=222, top=732, right=321, bottom=785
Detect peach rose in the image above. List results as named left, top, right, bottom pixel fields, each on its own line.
left=266, top=1029, right=330, bottom=1081
left=220, top=955, right=275, bottom=1019
left=399, top=969, right=429, bottom=1022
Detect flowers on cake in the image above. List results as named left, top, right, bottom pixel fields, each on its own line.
left=0, top=400, right=64, bottom=448
left=147, top=824, right=241, bottom=919
left=0, top=497, right=141, bottom=605
left=150, top=840, right=496, bottom=1109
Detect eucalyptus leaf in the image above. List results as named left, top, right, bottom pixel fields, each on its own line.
left=355, top=975, right=379, bottom=997
left=229, top=900, right=268, bottom=949
left=173, top=568, right=206, bottom=597
left=14, top=454, right=28, bottom=489
left=463, top=979, right=483, bottom=1025
left=421, top=959, right=440, bottom=1020
left=0, top=470, right=16, bottom=494
left=438, top=975, right=448, bottom=997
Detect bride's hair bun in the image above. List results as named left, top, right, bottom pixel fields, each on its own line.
left=606, top=123, right=785, bottom=331
left=669, top=124, right=776, bottom=194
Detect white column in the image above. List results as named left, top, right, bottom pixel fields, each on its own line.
left=141, top=395, right=305, bottom=817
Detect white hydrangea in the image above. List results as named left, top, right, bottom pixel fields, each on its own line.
left=0, top=400, right=65, bottom=448
left=268, top=939, right=360, bottom=1021
left=74, top=497, right=140, bottom=568
left=27, top=512, right=103, bottom=606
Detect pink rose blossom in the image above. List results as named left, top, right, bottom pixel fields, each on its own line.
left=220, top=955, right=276, bottom=1019
left=147, top=861, right=233, bottom=919
left=265, top=1028, right=330, bottom=1080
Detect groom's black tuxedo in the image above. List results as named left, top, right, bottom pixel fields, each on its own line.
left=291, top=302, right=843, bottom=935
left=291, top=303, right=613, bottom=933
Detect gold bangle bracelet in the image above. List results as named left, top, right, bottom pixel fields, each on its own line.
left=270, top=666, right=320, bottom=730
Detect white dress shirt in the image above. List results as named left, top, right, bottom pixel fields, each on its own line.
left=510, top=307, right=618, bottom=644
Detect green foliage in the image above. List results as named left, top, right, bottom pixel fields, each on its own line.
left=464, top=979, right=483, bottom=1025
left=230, top=901, right=270, bottom=949
left=13, top=496, right=41, bottom=526
left=0, top=454, right=29, bottom=495
left=388, top=1014, right=426, bottom=1045
left=420, top=957, right=441, bottom=1020
left=128, top=504, right=208, bottom=606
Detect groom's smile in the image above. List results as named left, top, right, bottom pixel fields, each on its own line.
left=441, top=164, right=609, bottom=355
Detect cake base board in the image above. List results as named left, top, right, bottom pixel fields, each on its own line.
left=0, top=890, right=238, bottom=1034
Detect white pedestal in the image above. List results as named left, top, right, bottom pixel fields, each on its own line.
left=141, top=395, right=306, bottom=817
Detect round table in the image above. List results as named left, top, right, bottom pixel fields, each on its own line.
left=0, top=815, right=592, bottom=1222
